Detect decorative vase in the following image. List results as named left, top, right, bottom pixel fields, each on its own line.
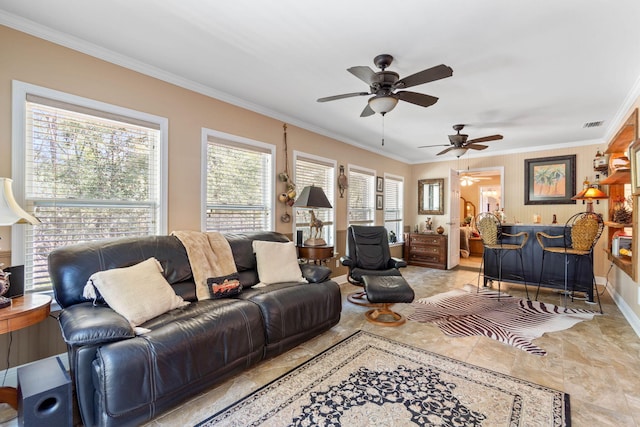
left=436, top=226, right=444, bottom=234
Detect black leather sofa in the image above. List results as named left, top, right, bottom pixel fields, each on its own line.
left=48, top=231, right=342, bottom=427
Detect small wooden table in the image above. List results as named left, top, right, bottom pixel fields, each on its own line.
left=297, top=245, right=334, bottom=265
left=0, top=294, right=52, bottom=410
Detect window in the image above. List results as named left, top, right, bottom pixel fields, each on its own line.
left=293, top=153, right=335, bottom=245
left=204, top=130, right=275, bottom=233
left=12, top=81, right=167, bottom=292
left=384, top=174, right=404, bottom=241
left=347, top=165, right=375, bottom=227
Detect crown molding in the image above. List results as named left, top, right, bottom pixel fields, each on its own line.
left=604, top=73, right=640, bottom=142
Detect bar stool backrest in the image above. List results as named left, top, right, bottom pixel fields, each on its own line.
left=569, top=212, right=604, bottom=252
left=476, top=213, right=501, bottom=245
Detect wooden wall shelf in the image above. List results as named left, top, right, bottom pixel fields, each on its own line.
left=600, top=168, right=630, bottom=185
left=604, top=221, right=633, bottom=228
left=602, top=108, right=638, bottom=281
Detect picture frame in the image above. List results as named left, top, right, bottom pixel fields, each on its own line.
left=376, top=194, right=383, bottom=210
left=630, top=139, right=640, bottom=195
left=376, top=176, right=384, bottom=193
left=524, top=155, right=576, bottom=205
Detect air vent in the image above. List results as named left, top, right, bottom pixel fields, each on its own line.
left=583, top=121, right=604, bottom=128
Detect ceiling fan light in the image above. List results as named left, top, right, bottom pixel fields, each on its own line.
left=368, top=96, right=398, bottom=114
left=449, top=147, right=468, bottom=158
left=460, top=176, right=474, bottom=186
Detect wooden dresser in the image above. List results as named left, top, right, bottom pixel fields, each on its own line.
left=403, top=233, right=447, bottom=270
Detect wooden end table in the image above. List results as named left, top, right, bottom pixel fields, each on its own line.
left=0, top=294, right=52, bottom=410
left=297, top=245, right=334, bottom=265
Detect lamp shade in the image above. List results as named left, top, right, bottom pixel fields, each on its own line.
left=293, top=185, right=332, bottom=209
left=0, top=178, right=40, bottom=226
left=368, top=96, right=398, bottom=115
left=449, top=147, right=468, bottom=158
left=572, top=187, right=608, bottom=200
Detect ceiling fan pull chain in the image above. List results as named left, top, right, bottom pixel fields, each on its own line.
left=381, top=115, right=385, bottom=146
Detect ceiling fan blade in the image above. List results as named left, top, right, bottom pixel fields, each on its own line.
left=394, top=64, right=453, bottom=89
left=466, top=144, right=488, bottom=150
left=317, top=92, right=370, bottom=102
left=418, top=143, right=449, bottom=148
left=437, top=146, right=455, bottom=156
left=396, top=91, right=438, bottom=107
left=347, top=66, right=378, bottom=85
left=360, top=104, right=375, bottom=117
left=467, top=134, right=503, bottom=144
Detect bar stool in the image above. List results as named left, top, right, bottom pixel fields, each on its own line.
left=475, top=212, right=530, bottom=299
left=535, top=211, right=604, bottom=313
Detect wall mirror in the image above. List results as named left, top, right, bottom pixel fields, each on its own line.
left=460, top=197, right=476, bottom=223
left=418, top=178, right=444, bottom=215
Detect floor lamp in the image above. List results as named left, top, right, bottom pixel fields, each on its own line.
left=0, top=178, right=40, bottom=308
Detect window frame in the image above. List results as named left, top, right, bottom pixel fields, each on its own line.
left=292, top=151, right=336, bottom=246
left=347, top=164, right=376, bottom=228
left=384, top=173, right=404, bottom=243
left=201, top=128, right=276, bottom=233
left=11, top=80, right=168, bottom=291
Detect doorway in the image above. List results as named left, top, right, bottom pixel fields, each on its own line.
left=457, top=166, right=504, bottom=270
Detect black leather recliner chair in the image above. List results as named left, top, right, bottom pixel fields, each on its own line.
left=340, top=225, right=407, bottom=305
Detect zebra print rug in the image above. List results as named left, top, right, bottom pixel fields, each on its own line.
left=409, top=288, right=598, bottom=355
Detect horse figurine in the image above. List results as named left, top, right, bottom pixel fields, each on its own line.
left=309, top=210, right=324, bottom=240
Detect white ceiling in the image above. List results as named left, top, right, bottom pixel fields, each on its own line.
left=1, top=0, right=640, bottom=164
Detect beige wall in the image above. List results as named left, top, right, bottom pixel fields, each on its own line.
left=1, top=25, right=639, bottom=368
left=409, top=144, right=607, bottom=274
left=0, top=25, right=411, bottom=366
left=0, top=25, right=410, bottom=258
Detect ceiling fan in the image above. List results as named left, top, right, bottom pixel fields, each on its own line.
left=419, top=124, right=504, bottom=157
left=459, top=171, right=491, bottom=186
left=317, top=54, right=453, bottom=117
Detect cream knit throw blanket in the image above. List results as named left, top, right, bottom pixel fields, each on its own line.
left=172, top=230, right=237, bottom=300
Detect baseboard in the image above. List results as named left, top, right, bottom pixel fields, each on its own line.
left=605, top=285, right=640, bottom=337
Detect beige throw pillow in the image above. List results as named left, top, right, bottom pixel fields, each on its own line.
left=83, top=257, right=189, bottom=327
left=252, top=240, right=307, bottom=286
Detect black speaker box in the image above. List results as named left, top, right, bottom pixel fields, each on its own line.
left=17, top=356, right=72, bottom=427
left=297, top=230, right=304, bottom=246
left=4, top=265, right=24, bottom=298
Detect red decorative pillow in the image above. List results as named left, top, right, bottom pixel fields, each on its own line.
left=207, top=273, right=242, bottom=299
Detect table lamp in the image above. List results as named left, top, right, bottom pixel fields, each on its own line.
left=0, top=178, right=40, bottom=308
left=571, top=187, right=608, bottom=213
left=293, top=185, right=332, bottom=246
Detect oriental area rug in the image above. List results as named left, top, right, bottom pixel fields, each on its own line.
left=196, top=330, right=570, bottom=427
left=409, top=288, right=598, bottom=356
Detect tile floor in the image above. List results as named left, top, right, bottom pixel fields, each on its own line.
left=143, top=258, right=640, bottom=427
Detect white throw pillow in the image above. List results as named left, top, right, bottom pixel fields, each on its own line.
left=252, top=240, right=307, bottom=286
left=83, top=257, right=189, bottom=327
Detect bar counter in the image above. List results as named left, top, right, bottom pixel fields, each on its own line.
left=482, top=223, right=595, bottom=301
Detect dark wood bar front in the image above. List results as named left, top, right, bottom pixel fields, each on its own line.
left=482, top=224, right=595, bottom=302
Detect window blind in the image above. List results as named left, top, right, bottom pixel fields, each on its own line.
left=24, top=99, right=161, bottom=292
left=206, top=137, right=272, bottom=232
left=294, top=156, right=335, bottom=244
left=384, top=176, right=404, bottom=239
left=347, top=168, right=375, bottom=226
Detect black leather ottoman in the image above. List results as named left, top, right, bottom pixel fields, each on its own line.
left=362, top=275, right=415, bottom=326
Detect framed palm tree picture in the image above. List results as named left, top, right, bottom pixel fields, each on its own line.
left=524, top=155, right=576, bottom=205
